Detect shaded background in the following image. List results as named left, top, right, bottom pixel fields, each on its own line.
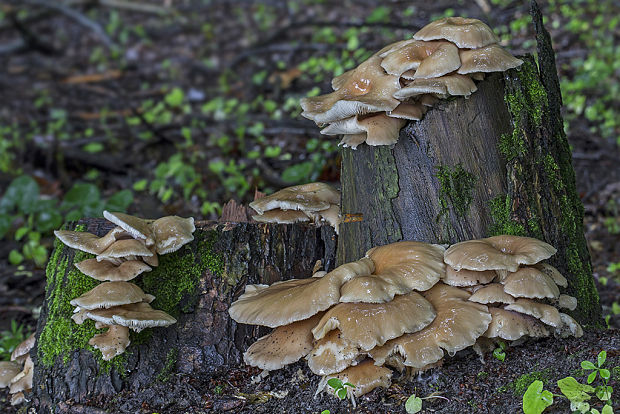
left=0, top=0, right=618, bottom=373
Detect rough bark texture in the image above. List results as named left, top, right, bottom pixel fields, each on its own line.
left=338, top=2, right=601, bottom=326
left=32, top=218, right=336, bottom=411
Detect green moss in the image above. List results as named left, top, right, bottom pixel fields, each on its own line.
left=436, top=164, right=477, bottom=218
left=488, top=195, right=526, bottom=236
left=156, top=348, right=178, bottom=382
left=477, top=371, right=489, bottom=380
left=498, top=369, right=552, bottom=396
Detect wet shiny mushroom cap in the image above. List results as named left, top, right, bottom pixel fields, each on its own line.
left=96, top=239, right=154, bottom=262
left=501, top=267, right=560, bottom=299
left=75, top=259, right=152, bottom=282
left=320, top=360, right=392, bottom=398
left=103, top=211, right=155, bottom=245
left=88, top=324, right=131, bottom=361
left=457, top=44, right=523, bottom=75
left=70, top=281, right=154, bottom=310
left=504, top=299, right=563, bottom=327
left=150, top=215, right=195, bottom=254
left=0, top=362, right=21, bottom=388
left=441, top=266, right=497, bottom=287
left=468, top=283, right=515, bottom=305
left=249, top=182, right=340, bottom=215
left=54, top=226, right=126, bottom=255
left=483, top=307, right=550, bottom=340
left=307, top=329, right=361, bottom=376
left=413, top=17, right=500, bottom=49
left=85, top=302, right=176, bottom=332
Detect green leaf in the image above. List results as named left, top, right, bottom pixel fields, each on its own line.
left=321, top=411, right=330, bottom=414
left=336, top=388, right=347, bottom=400
left=597, top=351, right=606, bottom=367
left=281, top=161, right=315, bottom=184
left=599, top=369, right=610, bottom=380
left=595, top=385, right=613, bottom=401
left=8, top=249, right=23, bottom=265
left=164, top=87, right=184, bottom=107
left=582, top=361, right=597, bottom=370
left=601, top=404, right=613, bottom=414
left=105, top=190, right=133, bottom=212
left=588, top=371, right=597, bottom=384
left=523, top=380, right=554, bottom=414
left=63, top=183, right=100, bottom=207
left=493, top=347, right=506, bottom=362
left=0, top=213, right=12, bottom=238
left=0, top=175, right=40, bottom=214
left=32, top=245, right=48, bottom=267
left=133, top=179, right=148, bottom=191
left=557, top=377, right=594, bottom=403
left=14, top=226, right=29, bottom=241
left=327, top=378, right=342, bottom=389
left=405, top=395, right=423, bottom=413
left=343, top=382, right=355, bottom=388
left=34, top=209, right=63, bottom=233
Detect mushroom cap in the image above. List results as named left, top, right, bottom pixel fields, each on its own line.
left=10, top=392, right=25, bottom=406
left=338, top=133, right=367, bottom=150
left=379, top=40, right=447, bottom=76
left=457, top=44, right=523, bottom=74
left=228, top=258, right=375, bottom=328
left=249, top=182, right=340, bottom=215
left=501, top=267, right=560, bottom=299
left=85, top=302, right=176, bottom=332
left=535, top=263, right=568, bottom=288
left=252, top=209, right=311, bottom=224
left=413, top=17, right=500, bottom=49
left=88, top=324, right=131, bottom=361
left=53, top=226, right=126, bottom=255
left=340, top=241, right=445, bottom=303
left=321, top=360, right=392, bottom=398
left=75, top=258, right=152, bottom=282
left=444, top=235, right=557, bottom=273
left=312, top=290, right=436, bottom=351
left=10, top=333, right=35, bottom=362
left=370, top=283, right=491, bottom=369
left=307, top=329, right=361, bottom=376
left=313, top=204, right=341, bottom=234
left=0, top=361, right=21, bottom=388
left=557, top=294, right=578, bottom=311
left=394, top=74, right=477, bottom=100
left=483, top=307, right=550, bottom=340
left=413, top=42, right=461, bottom=79
left=9, top=355, right=33, bottom=394
left=300, top=56, right=401, bottom=124
left=468, top=283, right=515, bottom=305
left=556, top=313, right=583, bottom=338
left=151, top=215, right=195, bottom=254
left=96, top=239, right=154, bottom=262
left=322, top=113, right=406, bottom=147
left=243, top=313, right=323, bottom=371
left=441, top=266, right=497, bottom=287
left=504, top=299, right=563, bottom=327
left=386, top=102, right=427, bottom=121
left=103, top=211, right=155, bottom=245
left=70, top=281, right=155, bottom=310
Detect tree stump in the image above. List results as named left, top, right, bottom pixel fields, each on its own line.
left=338, top=2, right=601, bottom=326
left=31, top=218, right=336, bottom=410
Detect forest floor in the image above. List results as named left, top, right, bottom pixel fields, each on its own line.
left=0, top=0, right=619, bottom=412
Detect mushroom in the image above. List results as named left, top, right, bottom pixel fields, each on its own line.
left=370, top=283, right=492, bottom=369
left=307, top=329, right=361, bottom=375
left=321, top=113, right=407, bottom=147
left=386, top=102, right=427, bottom=121
left=394, top=74, right=478, bottom=100
left=88, top=324, right=131, bottom=361
left=483, top=308, right=550, bottom=341
left=412, top=43, right=461, bottom=79
left=0, top=361, right=21, bottom=388
left=8, top=355, right=33, bottom=397
left=53, top=226, right=127, bottom=255
left=413, top=17, right=500, bottom=49
left=557, top=294, right=578, bottom=311
left=468, top=283, right=515, bottom=305
left=556, top=313, right=583, bottom=338
left=504, top=299, right=563, bottom=328
left=379, top=40, right=449, bottom=76
left=228, top=258, right=375, bottom=328
left=312, top=290, right=436, bottom=352
left=501, top=267, right=560, bottom=299
left=96, top=239, right=154, bottom=262
left=317, top=360, right=392, bottom=401
left=457, top=44, right=523, bottom=75
left=103, top=211, right=155, bottom=246
left=534, top=263, right=568, bottom=288
left=252, top=209, right=311, bottom=224
left=10, top=333, right=35, bottom=363
left=75, top=259, right=152, bottom=282
left=85, top=302, right=176, bottom=332
left=150, top=215, right=195, bottom=254
left=70, top=281, right=155, bottom=310
left=441, top=266, right=497, bottom=287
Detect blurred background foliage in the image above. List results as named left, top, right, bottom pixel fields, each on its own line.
left=0, top=0, right=618, bottom=339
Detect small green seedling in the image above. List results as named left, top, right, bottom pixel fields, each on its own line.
left=320, top=410, right=330, bottom=414
left=493, top=340, right=507, bottom=362
left=405, top=391, right=449, bottom=413
left=327, top=378, right=355, bottom=400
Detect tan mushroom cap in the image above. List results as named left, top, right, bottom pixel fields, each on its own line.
left=457, top=44, right=523, bottom=74
left=394, top=74, right=477, bottom=99
left=322, top=360, right=392, bottom=398
left=535, top=263, right=568, bottom=288
left=300, top=56, right=401, bottom=124
left=143, top=245, right=159, bottom=267
left=502, top=267, right=560, bottom=299
left=75, top=258, right=152, bottom=282
left=557, top=294, right=578, bottom=311
left=252, top=209, right=311, bottom=224
left=228, top=258, right=375, bottom=328
left=96, top=239, right=153, bottom=262
left=444, top=235, right=557, bottom=273
left=379, top=40, right=448, bottom=76
left=556, top=313, right=583, bottom=338
left=249, top=182, right=340, bottom=215
left=10, top=333, right=35, bottom=363
left=371, top=283, right=491, bottom=369
left=53, top=226, right=126, bottom=255
left=9, top=355, right=33, bottom=394
left=85, top=302, right=176, bottom=332
left=338, top=133, right=367, bottom=150
left=413, top=42, right=461, bottom=79
left=375, top=38, right=418, bottom=59
left=312, top=290, right=436, bottom=351
left=313, top=204, right=341, bottom=234
left=483, top=307, right=550, bottom=340
left=413, top=17, right=500, bottom=49
left=307, top=329, right=361, bottom=375
left=10, top=391, right=25, bottom=406
left=441, top=266, right=497, bottom=287
left=70, top=281, right=155, bottom=310
left=340, top=241, right=445, bottom=303
left=0, top=361, right=21, bottom=388
left=504, top=299, right=562, bottom=327
left=468, top=283, right=515, bottom=304
left=88, top=325, right=131, bottom=361
left=243, top=313, right=323, bottom=371
left=103, top=211, right=155, bottom=245
left=150, top=216, right=195, bottom=254
left=322, top=113, right=406, bottom=147
left=71, top=307, right=89, bottom=324
left=386, top=102, right=427, bottom=121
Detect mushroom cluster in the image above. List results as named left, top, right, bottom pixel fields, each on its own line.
left=54, top=211, right=196, bottom=360
left=0, top=333, right=35, bottom=405
left=300, top=17, right=523, bottom=148
left=249, top=182, right=341, bottom=234
left=228, top=235, right=582, bottom=404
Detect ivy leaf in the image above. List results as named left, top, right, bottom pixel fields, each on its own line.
left=523, top=380, right=554, bottom=414
left=405, top=395, right=423, bottom=413
left=557, top=377, right=594, bottom=403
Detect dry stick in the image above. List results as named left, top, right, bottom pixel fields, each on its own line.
left=96, top=0, right=172, bottom=15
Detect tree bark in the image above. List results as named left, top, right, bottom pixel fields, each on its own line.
left=32, top=218, right=336, bottom=410
left=338, top=1, right=601, bottom=326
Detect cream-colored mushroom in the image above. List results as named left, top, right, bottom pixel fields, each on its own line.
left=70, top=281, right=154, bottom=310
left=413, top=17, right=500, bottom=49
left=75, top=258, right=152, bottom=282
left=88, top=324, right=131, bottom=361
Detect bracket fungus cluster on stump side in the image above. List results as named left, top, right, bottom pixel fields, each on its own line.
left=229, top=235, right=582, bottom=404
left=0, top=333, right=35, bottom=405
left=300, top=17, right=523, bottom=148
left=53, top=211, right=195, bottom=361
